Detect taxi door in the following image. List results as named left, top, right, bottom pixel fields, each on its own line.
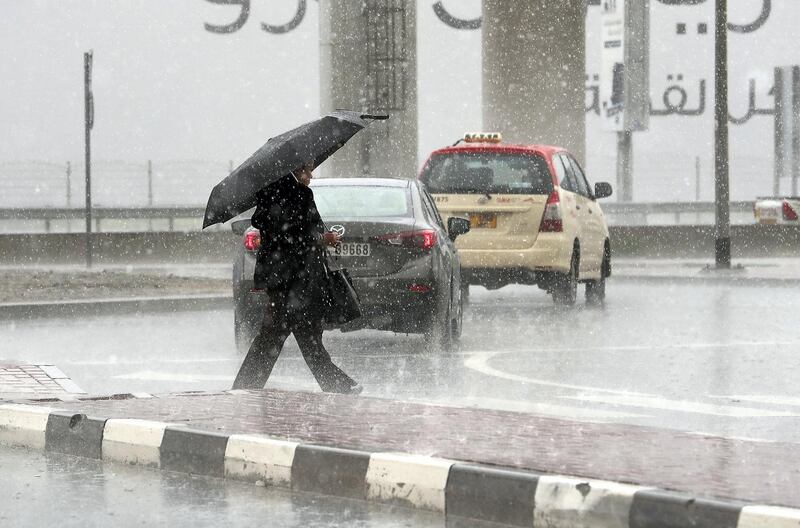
left=566, top=155, right=604, bottom=274
left=553, top=154, right=594, bottom=274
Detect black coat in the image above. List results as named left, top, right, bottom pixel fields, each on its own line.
left=251, top=174, right=328, bottom=320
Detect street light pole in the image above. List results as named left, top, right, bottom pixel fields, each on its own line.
left=714, top=0, right=731, bottom=268
left=617, top=130, right=633, bottom=202
left=84, top=50, right=94, bottom=269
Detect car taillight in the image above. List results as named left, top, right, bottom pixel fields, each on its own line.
left=783, top=201, right=798, bottom=221
left=539, top=190, right=563, bottom=232
left=407, top=284, right=431, bottom=293
left=243, top=229, right=261, bottom=251
left=377, top=230, right=437, bottom=250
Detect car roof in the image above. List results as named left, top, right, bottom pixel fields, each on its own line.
left=312, top=177, right=412, bottom=188
left=426, top=143, right=564, bottom=158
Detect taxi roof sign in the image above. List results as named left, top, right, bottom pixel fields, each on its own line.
left=463, top=132, right=502, bottom=143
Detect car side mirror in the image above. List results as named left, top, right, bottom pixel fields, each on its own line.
left=447, top=216, right=471, bottom=241
left=594, top=182, right=613, bottom=200
left=231, top=218, right=252, bottom=236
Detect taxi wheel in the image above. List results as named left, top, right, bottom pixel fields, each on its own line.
left=552, top=251, right=579, bottom=306
left=586, top=252, right=609, bottom=305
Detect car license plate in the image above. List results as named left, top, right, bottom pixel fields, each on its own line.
left=470, top=213, right=497, bottom=229
left=329, top=242, right=371, bottom=257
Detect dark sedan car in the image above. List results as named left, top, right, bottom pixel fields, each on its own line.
left=231, top=177, right=471, bottom=353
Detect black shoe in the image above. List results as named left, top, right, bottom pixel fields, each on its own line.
left=345, top=383, right=363, bottom=395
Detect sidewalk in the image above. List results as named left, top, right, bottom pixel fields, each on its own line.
left=2, top=389, right=799, bottom=527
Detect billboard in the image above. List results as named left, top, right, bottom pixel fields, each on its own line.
left=600, top=0, right=650, bottom=132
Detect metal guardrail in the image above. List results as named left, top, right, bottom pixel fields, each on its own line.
left=601, top=201, right=755, bottom=225
left=601, top=201, right=754, bottom=215
left=0, top=202, right=757, bottom=233
left=0, top=207, right=207, bottom=233
left=0, top=207, right=206, bottom=220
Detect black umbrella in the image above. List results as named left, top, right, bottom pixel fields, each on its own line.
left=202, top=110, right=388, bottom=229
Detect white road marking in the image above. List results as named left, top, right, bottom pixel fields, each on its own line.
left=462, top=339, right=800, bottom=355
left=712, top=395, right=800, bottom=408
left=564, top=393, right=799, bottom=418
left=464, top=351, right=652, bottom=396
left=465, top=351, right=800, bottom=418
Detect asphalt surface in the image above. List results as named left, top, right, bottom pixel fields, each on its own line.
left=0, top=447, right=461, bottom=528
left=3, top=279, right=800, bottom=443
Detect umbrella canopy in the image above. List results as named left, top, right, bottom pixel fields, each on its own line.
left=202, top=110, right=388, bottom=229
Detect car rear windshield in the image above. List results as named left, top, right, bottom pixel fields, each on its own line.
left=313, top=186, right=411, bottom=218
left=420, top=152, right=553, bottom=195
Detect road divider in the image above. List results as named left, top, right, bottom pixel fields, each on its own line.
left=1, top=392, right=799, bottom=527
left=0, top=294, right=232, bottom=320
left=1, top=226, right=799, bottom=265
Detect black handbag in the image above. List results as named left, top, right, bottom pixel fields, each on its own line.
left=322, top=253, right=363, bottom=326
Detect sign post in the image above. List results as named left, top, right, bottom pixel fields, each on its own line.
left=714, top=0, right=731, bottom=269
left=773, top=66, right=800, bottom=197
left=84, top=51, right=94, bottom=269
left=600, top=0, right=650, bottom=203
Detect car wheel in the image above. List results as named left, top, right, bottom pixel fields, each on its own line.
left=552, top=250, right=579, bottom=306
left=425, top=294, right=456, bottom=352
left=586, top=252, right=609, bottom=305
left=452, top=288, right=464, bottom=341
left=439, top=299, right=457, bottom=351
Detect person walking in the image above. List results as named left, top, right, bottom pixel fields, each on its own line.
left=232, top=162, right=362, bottom=394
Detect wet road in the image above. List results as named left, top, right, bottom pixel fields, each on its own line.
left=0, top=447, right=459, bottom=528
left=3, top=279, right=800, bottom=442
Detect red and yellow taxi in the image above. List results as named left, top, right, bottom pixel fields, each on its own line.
left=419, top=133, right=614, bottom=305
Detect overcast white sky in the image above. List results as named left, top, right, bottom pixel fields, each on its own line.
left=0, top=0, right=482, bottom=165
left=1, top=0, right=795, bottom=200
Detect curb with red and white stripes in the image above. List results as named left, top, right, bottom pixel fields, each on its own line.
left=1, top=402, right=798, bottom=527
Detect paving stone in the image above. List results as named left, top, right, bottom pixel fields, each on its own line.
left=0, top=364, right=85, bottom=397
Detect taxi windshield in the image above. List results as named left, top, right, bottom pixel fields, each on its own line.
left=420, top=152, right=553, bottom=195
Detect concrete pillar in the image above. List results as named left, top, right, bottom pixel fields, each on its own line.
left=319, top=0, right=418, bottom=179
left=482, top=0, right=586, bottom=164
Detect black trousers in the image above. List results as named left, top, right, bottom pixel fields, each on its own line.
left=232, top=290, right=356, bottom=393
